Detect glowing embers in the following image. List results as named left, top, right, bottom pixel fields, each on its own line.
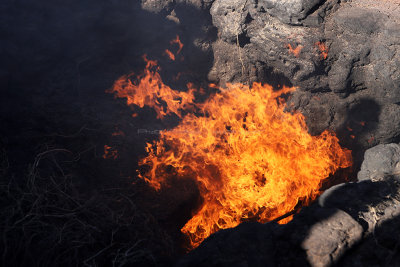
left=108, top=56, right=352, bottom=250
left=315, top=41, right=328, bottom=60
left=287, top=43, right=303, bottom=57
left=103, top=145, right=118, bottom=160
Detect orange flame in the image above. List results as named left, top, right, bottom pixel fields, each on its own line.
left=315, top=41, right=328, bottom=60
left=109, top=56, right=352, bottom=249
left=108, top=55, right=195, bottom=119
left=164, top=35, right=184, bottom=61
left=170, top=35, right=183, bottom=55
left=287, top=44, right=303, bottom=57
left=164, top=49, right=175, bottom=61
left=103, top=145, right=118, bottom=160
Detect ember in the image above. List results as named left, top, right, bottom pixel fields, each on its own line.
left=287, top=43, right=303, bottom=57
left=103, top=145, right=118, bottom=160
left=315, top=41, right=328, bottom=60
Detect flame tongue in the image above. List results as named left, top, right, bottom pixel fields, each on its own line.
left=110, top=55, right=195, bottom=119
left=110, top=56, right=352, bottom=249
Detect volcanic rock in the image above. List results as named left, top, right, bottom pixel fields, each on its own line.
left=301, top=209, right=363, bottom=267
left=141, top=0, right=175, bottom=13
left=208, top=0, right=400, bottom=158
left=256, top=0, right=326, bottom=25
left=358, top=143, right=400, bottom=182
left=141, top=0, right=215, bottom=13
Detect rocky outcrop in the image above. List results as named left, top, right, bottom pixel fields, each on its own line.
left=208, top=0, right=400, bottom=158
left=176, top=144, right=400, bottom=266
left=256, top=0, right=326, bottom=25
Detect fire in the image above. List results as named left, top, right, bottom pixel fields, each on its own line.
left=109, top=55, right=195, bottom=119
left=109, top=56, right=352, bottom=249
left=287, top=43, right=303, bottom=57
left=315, top=41, right=328, bottom=60
left=164, top=35, right=184, bottom=61
left=103, top=145, right=118, bottom=160
left=164, top=49, right=176, bottom=61
left=112, top=130, right=125, bottom=137
left=170, top=35, right=183, bottom=55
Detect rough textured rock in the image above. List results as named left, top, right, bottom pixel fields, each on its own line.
left=358, top=143, right=400, bottom=182
left=339, top=213, right=400, bottom=267
left=319, top=179, right=400, bottom=236
left=208, top=0, right=400, bottom=159
left=325, top=2, right=400, bottom=99
left=142, top=0, right=215, bottom=13
left=257, top=0, right=326, bottom=25
left=210, top=0, right=249, bottom=42
left=141, top=0, right=175, bottom=13
left=302, top=210, right=363, bottom=267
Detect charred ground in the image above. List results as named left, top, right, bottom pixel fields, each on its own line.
left=0, top=0, right=215, bottom=266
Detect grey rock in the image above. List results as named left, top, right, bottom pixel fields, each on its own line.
left=210, top=0, right=250, bottom=42
left=325, top=6, right=397, bottom=97
left=340, top=212, right=400, bottom=267
left=258, top=0, right=325, bottom=25
left=318, top=182, right=347, bottom=208
left=302, top=209, right=363, bottom=267
left=142, top=0, right=215, bottom=13
left=358, top=144, right=400, bottom=182
left=318, top=178, right=400, bottom=235
left=141, top=0, right=174, bottom=13
left=177, top=0, right=215, bottom=9
left=210, top=0, right=330, bottom=86
left=209, top=0, right=400, bottom=155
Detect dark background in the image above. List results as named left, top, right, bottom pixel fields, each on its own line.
left=0, top=0, right=216, bottom=266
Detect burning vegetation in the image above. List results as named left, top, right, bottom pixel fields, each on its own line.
left=108, top=38, right=353, bottom=249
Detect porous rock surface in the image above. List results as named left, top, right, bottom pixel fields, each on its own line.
left=208, top=0, right=400, bottom=161
left=176, top=144, right=400, bottom=266
left=358, top=143, right=400, bottom=182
